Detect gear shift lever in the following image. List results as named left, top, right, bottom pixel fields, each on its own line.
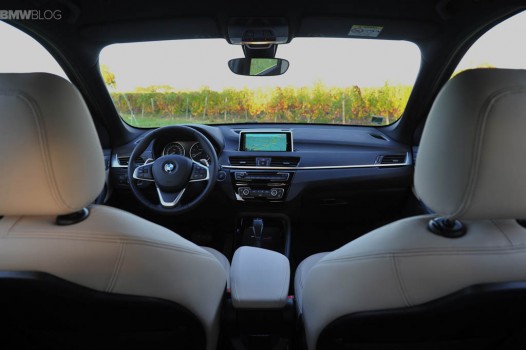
left=252, top=218, right=264, bottom=247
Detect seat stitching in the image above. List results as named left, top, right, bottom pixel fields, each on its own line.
left=452, top=87, right=526, bottom=218
left=2, top=234, right=217, bottom=260
left=14, top=92, right=75, bottom=211
left=392, top=255, right=412, bottom=307
left=107, top=242, right=126, bottom=292
left=0, top=216, right=23, bottom=237
left=490, top=220, right=513, bottom=245
left=6, top=231, right=210, bottom=250
left=318, top=246, right=526, bottom=264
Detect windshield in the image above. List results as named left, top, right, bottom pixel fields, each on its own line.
left=99, top=38, right=420, bottom=128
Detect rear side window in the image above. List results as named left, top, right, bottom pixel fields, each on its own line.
left=454, top=10, right=526, bottom=74
left=0, top=20, right=68, bottom=79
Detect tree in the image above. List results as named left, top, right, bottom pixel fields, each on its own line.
left=100, top=64, right=116, bottom=89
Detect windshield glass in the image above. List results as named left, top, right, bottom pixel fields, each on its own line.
left=99, top=38, right=420, bottom=127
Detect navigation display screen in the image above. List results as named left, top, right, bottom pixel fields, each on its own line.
left=240, top=131, right=292, bottom=152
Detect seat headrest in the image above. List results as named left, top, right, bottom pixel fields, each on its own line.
left=0, top=73, right=105, bottom=216
left=415, top=69, right=526, bottom=220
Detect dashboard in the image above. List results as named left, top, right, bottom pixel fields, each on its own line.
left=110, top=123, right=413, bottom=206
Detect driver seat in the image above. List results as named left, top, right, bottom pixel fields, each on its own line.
left=0, top=73, right=229, bottom=350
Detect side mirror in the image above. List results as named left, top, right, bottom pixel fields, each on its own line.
left=228, top=58, right=289, bottom=76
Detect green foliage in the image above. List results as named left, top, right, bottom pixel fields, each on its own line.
left=100, top=64, right=116, bottom=89
left=110, top=83, right=412, bottom=127
left=250, top=59, right=277, bottom=75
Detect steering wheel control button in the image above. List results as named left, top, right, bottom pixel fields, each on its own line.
left=190, top=163, right=209, bottom=181
left=133, top=164, right=154, bottom=181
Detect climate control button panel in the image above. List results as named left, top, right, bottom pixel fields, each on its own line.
left=238, top=187, right=285, bottom=200
left=231, top=170, right=294, bottom=202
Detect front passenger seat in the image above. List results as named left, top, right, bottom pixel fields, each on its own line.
left=295, top=68, right=526, bottom=349
left=0, top=73, right=229, bottom=350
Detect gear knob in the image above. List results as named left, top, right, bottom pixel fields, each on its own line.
left=252, top=218, right=264, bottom=241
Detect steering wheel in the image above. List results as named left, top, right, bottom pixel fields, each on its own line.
left=127, top=125, right=218, bottom=214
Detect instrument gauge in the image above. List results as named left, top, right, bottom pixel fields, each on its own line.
left=162, top=142, right=185, bottom=156
left=190, top=142, right=211, bottom=163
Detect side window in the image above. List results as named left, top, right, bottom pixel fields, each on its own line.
left=454, top=11, right=526, bottom=74
left=0, top=20, right=68, bottom=79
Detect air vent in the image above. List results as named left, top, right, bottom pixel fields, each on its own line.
left=229, top=156, right=300, bottom=167
left=270, top=157, right=300, bottom=167
left=229, top=156, right=257, bottom=166
left=377, top=154, right=406, bottom=165
left=369, top=133, right=388, bottom=141
left=118, top=156, right=144, bottom=166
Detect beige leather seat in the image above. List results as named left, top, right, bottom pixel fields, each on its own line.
left=0, top=73, right=229, bottom=350
left=295, top=68, right=526, bottom=350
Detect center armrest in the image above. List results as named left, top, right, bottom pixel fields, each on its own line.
left=230, top=246, right=290, bottom=309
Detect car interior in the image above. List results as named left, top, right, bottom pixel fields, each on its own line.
left=2, top=0, right=526, bottom=349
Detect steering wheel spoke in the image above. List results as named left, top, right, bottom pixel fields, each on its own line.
left=132, top=163, right=155, bottom=182
left=156, top=186, right=186, bottom=207
left=189, top=161, right=210, bottom=182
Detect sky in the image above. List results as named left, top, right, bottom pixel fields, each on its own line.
left=2, top=10, right=526, bottom=92
left=99, top=38, right=421, bottom=91
left=0, top=20, right=69, bottom=80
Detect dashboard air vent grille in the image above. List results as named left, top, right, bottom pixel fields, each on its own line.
left=270, top=157, right=300, bottom=167
left=369, top=133, right=388, bottom=141
left=377, top=154, right=406, bottom=165
left=229, top=157, right=257, bottom=166
left=118, top=157, right=144, bottom=166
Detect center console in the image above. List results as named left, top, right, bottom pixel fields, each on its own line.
left=235, top=215, right=291, bottom=256
left=227, top=129, right=298, bottom=203
left=225, top=246, right=294, bottom=350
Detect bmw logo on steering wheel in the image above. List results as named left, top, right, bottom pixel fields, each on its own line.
left=163, top=161, right=176, bottom=173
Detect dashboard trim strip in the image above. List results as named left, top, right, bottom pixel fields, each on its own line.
left=221, top=162, right=410, bottom=170
left=113, top=153, right=411, bottom=170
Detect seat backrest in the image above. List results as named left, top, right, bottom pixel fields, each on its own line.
left=0, top=271, right=206, bottom=350
left=317, top=281, right=526, bottom=350
left=0, top=73, right=228, bottom=350
left=300, top=69, right=526, bottom=350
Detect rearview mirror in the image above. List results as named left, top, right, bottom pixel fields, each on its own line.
left=228, top=58, right=289, bottom=76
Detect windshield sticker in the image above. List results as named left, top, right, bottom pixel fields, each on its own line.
left=348, top=25, right=383, bottom=38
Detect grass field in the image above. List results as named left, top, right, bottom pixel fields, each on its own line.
left=121, top=114, right=211, bottom=127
